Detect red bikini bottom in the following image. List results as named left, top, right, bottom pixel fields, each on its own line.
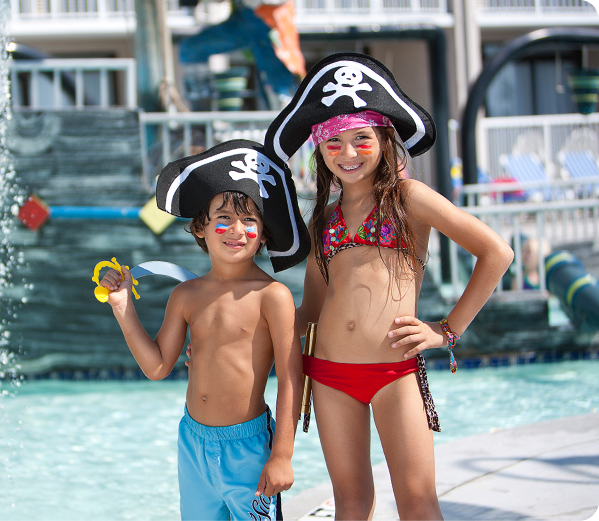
left=302, top=354, right=419, bottom=404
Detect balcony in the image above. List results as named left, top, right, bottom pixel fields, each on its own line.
left=7, top=0, right=196, bottom=38
left=476, top=0, right=599, bottom=28
left=293, top=0, right=453, bottom=30
left=8, top=0, right=453, bottom=40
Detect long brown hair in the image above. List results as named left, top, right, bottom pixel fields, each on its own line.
left=311, top=127, right=421, bottom=284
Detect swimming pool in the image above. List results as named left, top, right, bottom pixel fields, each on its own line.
left=1, top=359, right=598, bottom=520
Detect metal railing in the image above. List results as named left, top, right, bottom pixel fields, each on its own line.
left=478, top=113, right=599, bottom=182
left=7, top=0, right=198, bottom=19
left=460, top=177, right=599, bottom=206
left=10, top=0, right=136, bottom=18
left=293, top=0, right=452, bottom=25
left=295, top=0, right=448, bottom=13
left=138, top=110, right=316, bottom=193
left=10, top=0, right=449, bottom=21
left=9, top=58, right=137, bottom=109
left=432, top=198, right=599, bottom=300
left=478, top=0, right=596, bottom=12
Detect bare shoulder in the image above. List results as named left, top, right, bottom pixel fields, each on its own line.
left=167, top=275, right=211, bottom=304
left=260, top=279, right=295, bottom=322
left=261, top=279, right=295, bottom=305
left=401, top=178, right=436, bottom=200
left=401, top=178, right=456, bottom=221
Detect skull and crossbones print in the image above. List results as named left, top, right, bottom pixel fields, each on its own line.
left=229, top=152, right=276, bottom=198
left=321, top=66, right=373, bottom=108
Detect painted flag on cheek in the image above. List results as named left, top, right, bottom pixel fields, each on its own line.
left=215, top=223, right=228, bottom=234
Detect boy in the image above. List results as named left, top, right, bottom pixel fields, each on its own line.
left=100, top=140, right=310, bottom=520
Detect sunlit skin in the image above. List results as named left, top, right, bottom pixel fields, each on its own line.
left=298, top=122, right=514, bottom=521
left=98, top=192, right=303, bottom=500
left=319, top=126, right=382, bottom=188
left=201, top=198, right=266, bottom=262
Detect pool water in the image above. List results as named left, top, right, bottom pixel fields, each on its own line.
left=1, top=359, right=598, bottom=520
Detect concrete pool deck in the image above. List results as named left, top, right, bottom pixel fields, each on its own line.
left=284, top=413, right=599, bottom=520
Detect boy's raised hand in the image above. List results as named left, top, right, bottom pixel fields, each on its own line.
left=100, top=266, right=133, bottom=308
left=255, top=455, right=294, bottom=498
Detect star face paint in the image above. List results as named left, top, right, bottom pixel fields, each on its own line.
left=245, top=226, right=258, bottom=239
left=215, top=223, right=228, bottom=234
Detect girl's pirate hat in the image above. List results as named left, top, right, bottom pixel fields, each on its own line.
left=265, top=52, right=436, bottom=163
left=156, top=139, right=311, bottom=272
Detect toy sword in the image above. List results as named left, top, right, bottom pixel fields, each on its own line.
left=92, top=257, right=198, bottom=302
left=301, top=322, right=317, bottom=433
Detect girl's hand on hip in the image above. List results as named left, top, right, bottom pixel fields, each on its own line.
left=388, top=316, right=446, bottom=358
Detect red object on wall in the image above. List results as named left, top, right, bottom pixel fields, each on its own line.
left=18, top=195, right=50, bottom=230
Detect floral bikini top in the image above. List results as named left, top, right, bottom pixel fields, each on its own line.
left=322, top=199, right=398, bottom=264
left=322, top=196, right=426, bottom=268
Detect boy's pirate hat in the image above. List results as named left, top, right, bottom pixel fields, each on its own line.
left=156, top=139, right=310, bottom=272
left=265, top=52, right=436, bottom=163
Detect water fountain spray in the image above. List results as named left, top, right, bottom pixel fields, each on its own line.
left=0, top=0, right=25, bottom=391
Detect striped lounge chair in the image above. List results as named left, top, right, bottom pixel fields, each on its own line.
left=558, top=150, right=599, bottom=197
left=499, top=153, right=551, bottom=201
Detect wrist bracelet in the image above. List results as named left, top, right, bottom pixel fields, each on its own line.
left=439, top=318, right=458, bottom=373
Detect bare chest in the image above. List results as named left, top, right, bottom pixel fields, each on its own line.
left=186, top=293, right=267, bottom=344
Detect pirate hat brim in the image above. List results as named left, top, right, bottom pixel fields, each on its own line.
left=156, top=139, right=310, bottom=272
left=265, top=52, right=436, bottom=163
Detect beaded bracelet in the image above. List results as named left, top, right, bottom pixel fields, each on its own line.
left=439, top=318, right=459, bottom=373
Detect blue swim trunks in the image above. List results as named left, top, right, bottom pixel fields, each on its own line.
left=178, top=405, right=282, bottom=520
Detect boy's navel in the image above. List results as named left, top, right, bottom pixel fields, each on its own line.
left=202, top=396, right=207, bottom=402
left=347, top=320, right=355, bottom=331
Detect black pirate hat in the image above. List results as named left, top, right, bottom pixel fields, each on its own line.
left=156, top=139, right=310, bottom=272
left=265, top=52, right=436, bottom=163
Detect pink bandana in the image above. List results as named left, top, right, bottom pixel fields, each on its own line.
left=310, top=111, right=392, bottom=146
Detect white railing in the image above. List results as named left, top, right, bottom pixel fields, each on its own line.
left=295, top=0, right=447, bottom=13
left=460, top=177, right=599, bottom=206
left=9, top=58, right=137, bottom=109
left=478, top=113, right=599, bottom=182
left=10, top=0, right=450, bottom=22
left=478, top=0, right=596, bottom=12
left=10, top=0, right=190, bottom=19
left=10, top=0, right=136, bottom=19
left=294, top=0, right=452, bottom=26
left=139, top=111, right=316, bottom=194
left=431, top=198, right=599, bottom=300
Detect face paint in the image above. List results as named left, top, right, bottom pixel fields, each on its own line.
left=215, top=223, right=228, bottom=234
left=326, top=145, right=341, bottom=157
left=357, top=144, right=373, bottom=155
left=245, top=226, right=257, bottom=239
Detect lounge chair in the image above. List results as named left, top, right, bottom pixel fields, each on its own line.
left=499, top=153, right=551, bottom=202
left=558, top=150, right=599, bottom=197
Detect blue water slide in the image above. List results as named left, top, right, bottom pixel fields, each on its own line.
left=545, top=251, right=599, bottom=330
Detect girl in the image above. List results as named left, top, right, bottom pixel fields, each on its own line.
left=265, top=53, right=514, bottom=520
